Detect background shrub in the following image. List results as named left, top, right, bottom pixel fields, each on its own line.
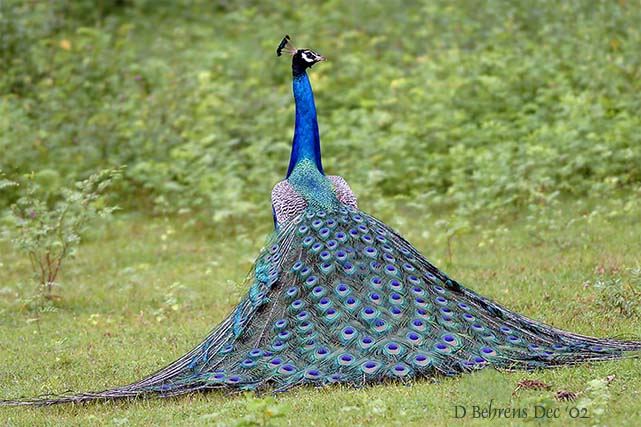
left=1, top=0, right=640, bottom=228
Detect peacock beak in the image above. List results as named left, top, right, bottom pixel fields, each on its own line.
left=317, top=55, right=326, bottom=62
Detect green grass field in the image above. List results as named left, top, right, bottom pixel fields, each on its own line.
left=1, top=200, right=640, bottom=426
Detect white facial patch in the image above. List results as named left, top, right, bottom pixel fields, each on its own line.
left=301, top=51, right=317, bottom=62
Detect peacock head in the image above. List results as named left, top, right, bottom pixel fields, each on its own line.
left=271, top=35, right=356, bottom=228
left=277, top=35, right=325, bottom=76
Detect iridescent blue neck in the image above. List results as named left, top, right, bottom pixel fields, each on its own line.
left=286, top=72, right=324, bottom=178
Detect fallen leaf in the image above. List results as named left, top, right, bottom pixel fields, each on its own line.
left=513, top=379, right=552, bottom=395
left=556, top=390, right=578, bottom=401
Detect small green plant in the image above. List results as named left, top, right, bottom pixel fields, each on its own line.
left=432, top=217, right=471, bottom=265
left=149, top=281, right=185, bottom=322
left=594, top=267, right=641, bottom=318
left=234, top=393, right=290, bottom=427
left=576, top=376, right=615, bottom=427
left=0, top=169, right=17, bottom=191
left=2, top=168, right=121, bottom=303
left=521, top=394, right=557, bottom=425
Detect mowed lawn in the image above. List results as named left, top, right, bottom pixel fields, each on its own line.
left=1, top=201, right=640, bottom=426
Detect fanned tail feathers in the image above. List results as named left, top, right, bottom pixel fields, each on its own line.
left=2, top=207, right=640, bottom=405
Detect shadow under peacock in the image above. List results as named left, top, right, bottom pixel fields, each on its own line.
left=3, top=36, right=640, bottom=406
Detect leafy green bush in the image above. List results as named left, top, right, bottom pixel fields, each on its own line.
left=1, top=168, right=121, bottom=302
left=1, top=0, right=640, bottom=229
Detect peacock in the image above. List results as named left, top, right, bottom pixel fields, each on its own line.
left=2, top=35, right=640, bottom=406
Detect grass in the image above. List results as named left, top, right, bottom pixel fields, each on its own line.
left=1, top=200, right=640, bottom=426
